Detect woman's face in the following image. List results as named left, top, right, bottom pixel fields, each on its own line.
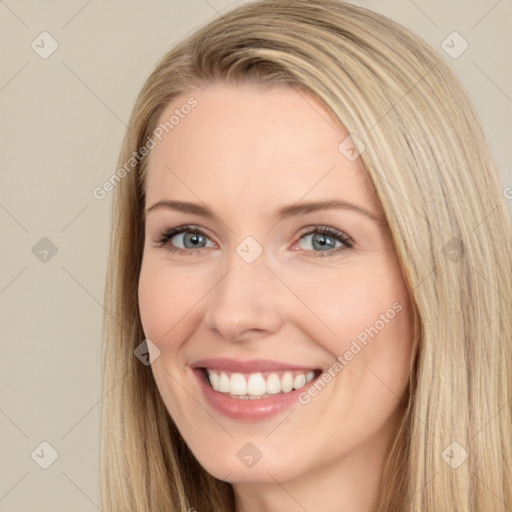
left=138, top=83, right=414, bottom=489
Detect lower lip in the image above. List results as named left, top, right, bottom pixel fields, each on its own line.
left=194, top=369, right=315, bottom=421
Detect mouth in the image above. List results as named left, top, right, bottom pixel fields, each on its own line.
left=200, top=368, right=322, bottom=399
left=191, top=357, right=323, bottom=420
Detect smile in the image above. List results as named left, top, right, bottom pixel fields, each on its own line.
left=192, top=358, right=323, bottom=420
left=205, top=369, right=318, bottom=398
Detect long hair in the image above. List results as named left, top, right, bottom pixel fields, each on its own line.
left=100, top=1, right=512, bottom=510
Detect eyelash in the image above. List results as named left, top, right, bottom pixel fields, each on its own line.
left=153, top=224, right=354, bottom=258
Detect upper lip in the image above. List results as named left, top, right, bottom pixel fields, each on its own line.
left=191, top=358, right=319, bottom=373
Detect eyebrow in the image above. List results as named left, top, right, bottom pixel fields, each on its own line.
left=145, top=199, right=385, bottom=225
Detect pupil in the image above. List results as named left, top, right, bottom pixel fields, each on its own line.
left=185, top=232, right=204, bottom=248
left=313, top=234, right=334, bottom=250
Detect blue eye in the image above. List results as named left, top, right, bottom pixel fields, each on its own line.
left=300, top=232, right=340, bottom=251
left=156, top=225, right=215, bottom=251
left=173, top=231, right=213, bottom=249
left=154, top=224, right=353, bottom=257
left=296, top=226, right=353, bottom=257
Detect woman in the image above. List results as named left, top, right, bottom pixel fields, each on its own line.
left=100, top=1, right=512, bottom=510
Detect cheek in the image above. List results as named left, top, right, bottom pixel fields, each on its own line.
left=289, top=259, right=415, bottom=415
left=138, top=262, right=170, bottom=341
left=138, top=259, right=210, bottom=341
left=291, top=261, right=412, bottom=354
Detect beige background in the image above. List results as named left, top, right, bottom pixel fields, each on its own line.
left=1, top=0, right=510, bottom=510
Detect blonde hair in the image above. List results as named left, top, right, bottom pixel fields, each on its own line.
left=100, top=1, right=512, bottom=510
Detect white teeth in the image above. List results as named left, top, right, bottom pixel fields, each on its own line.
left=206, top=369, right=317, bottom=397
left=247, top=373, right=266, bottom=396
left=219, top=372, right=230, bottom=392
left=209, top=371, right=220, bottom=390
left=266, top=373, right=282, bottom=394
left=282, top=372, right=293, bottom=392
left=230, top=373, right=247, bottom=395
left=293, top=374, right=306, bottom=390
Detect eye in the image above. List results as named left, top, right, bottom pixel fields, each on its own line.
left=295, top=226, right=353, bottom=257
left=155, top=225, right=216, bottom=253
left=154, top=224, right=353, bottom=257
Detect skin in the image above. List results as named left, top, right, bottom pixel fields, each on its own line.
left=138, top=83, right=415, bottom=512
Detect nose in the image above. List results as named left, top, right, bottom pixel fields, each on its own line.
left=203, top=253, right=284, bottom=342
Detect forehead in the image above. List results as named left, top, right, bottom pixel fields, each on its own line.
left=144, top=83, right=379, bottom=216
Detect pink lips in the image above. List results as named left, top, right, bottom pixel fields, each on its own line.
left=191, top=358, right=320, bottom=421
left=192, top=357, right=318, bottom=373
